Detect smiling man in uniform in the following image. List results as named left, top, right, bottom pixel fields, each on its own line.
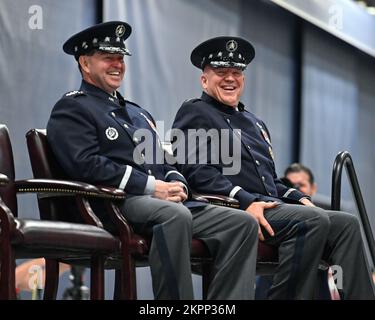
left=172, top=36, right=375, bottom=299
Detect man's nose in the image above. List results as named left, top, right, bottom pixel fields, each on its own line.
left=224, top=74, right=235, bottom=81
left=112, top=59, right=123, bottom=68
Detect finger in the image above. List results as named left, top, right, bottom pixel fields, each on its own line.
left=258, top=227, right=265, bottom=241
left=259, top=217, right=274, bottom=237
left=172, top=191, right=187, bottom=201
left=166, top=196, right=183, bottom=203
left=169, top=181, right=184, bottom=187
left=264, top=201, right=279, bottom=209
left=168, top=186, right=184, bottom=194
left=178, top=192, right=188, bottom=201
left=174, top=182, right=187, bottom=192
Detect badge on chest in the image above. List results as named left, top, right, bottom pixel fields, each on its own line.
left=105, top=127, right=119, bottom=140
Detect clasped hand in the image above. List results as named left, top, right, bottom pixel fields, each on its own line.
left=154, top=180, right=187, bottom=203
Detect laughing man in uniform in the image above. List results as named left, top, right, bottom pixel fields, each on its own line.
left=172, top=36, right=375, bottom=299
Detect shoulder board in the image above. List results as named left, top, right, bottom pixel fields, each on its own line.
left=182, top=98, right=201, bottom=105
left=64, top=90, right=86, bottom=98
left=124, top=99, right=142, bottom=109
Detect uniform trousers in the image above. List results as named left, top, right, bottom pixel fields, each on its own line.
left=121, top=195, right=259, bottom=300
left=262, top=204, right=375, bottom=299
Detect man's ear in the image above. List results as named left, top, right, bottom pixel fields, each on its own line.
left=311, top=183, right=317, bottom=196
left=78, top=56, right=90, bottom=74
left=201, top=73, right=207, bottom=89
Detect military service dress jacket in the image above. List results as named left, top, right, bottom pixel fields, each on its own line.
left=47, top=80, right=189, bottom=198
left=172, top=92, right=309, bottom=210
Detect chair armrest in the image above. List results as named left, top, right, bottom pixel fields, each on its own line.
left=0, top=173, right=9, bottom=185
left=192, top=193, right=240, bottom=209
left=96, top=185, right=126, bottom=199
left=16, top=179, right=126, bottom=228
left=191, top=194, right=209, bottom=203
left=15, top=179, right=125, bottom=200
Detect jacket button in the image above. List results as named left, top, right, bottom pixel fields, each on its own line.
left=141, top=153, right=145, bottom=159
left=111, top=112, right=116, bottom=117
left=226, top=118, right=231, bottom=123
left=261, top=176, right=265, bottom=181
left=247, top=145, right=251, bottom=150
left=255, top=160, right=260, bottom=166
left=148, top=170, right=152, bottom=175
left=133, top=137, right=139, bottom=143
left=124, top=124, right=129, bottom=129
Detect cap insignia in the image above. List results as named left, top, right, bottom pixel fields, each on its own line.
left=115, top=24, right=125, bottom=37
left=226, top=40, right=238, bottom=52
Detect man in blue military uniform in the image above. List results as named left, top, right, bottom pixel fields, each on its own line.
left=47, top=22, right=259, bottom=299
left=172, top=36, right=375, bottom=299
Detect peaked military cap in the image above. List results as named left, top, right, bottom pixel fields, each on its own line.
left=63, top=21, right=132, bottom=60
left=190, top=36, right=255, bottom=71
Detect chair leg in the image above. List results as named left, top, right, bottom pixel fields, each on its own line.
left=202, top=262, right=213, bottom=300
left=0, top=246, right=16, bottom=299
left=119, top=254, right=137, bottom=300
left=43, top=259, right=59, bottom=300
left=90, top=256, right=105, bottom=300
left=113, top=268, right=122, bottom=300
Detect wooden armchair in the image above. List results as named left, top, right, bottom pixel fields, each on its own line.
left=0, top=124, right=121, bottom=300
left=25, top=128, right=213, bottom=300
